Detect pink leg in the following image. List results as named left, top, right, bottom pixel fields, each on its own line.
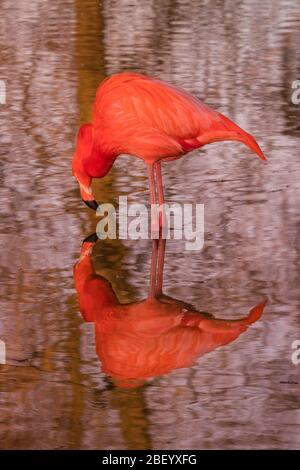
left=147, top=163, right=166, bottom=297
left=147, top=163, right=159, bottom=238
left=155, top=162, right=165, bottom=233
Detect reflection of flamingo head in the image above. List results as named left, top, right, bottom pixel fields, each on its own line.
left=74, top=236, right=267, bottom=388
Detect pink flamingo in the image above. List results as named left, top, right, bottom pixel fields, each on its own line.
left=72, top=73, right=266, bottom=213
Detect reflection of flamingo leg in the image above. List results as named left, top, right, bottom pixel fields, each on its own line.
left=149, top=239, right=159, bottom=298
left=155, top=238, right=166, bottom=297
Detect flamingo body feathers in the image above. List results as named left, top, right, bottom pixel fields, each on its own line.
left=91, top=72, right=266, bottom=165
left=72, top=72, right=266, bottom=206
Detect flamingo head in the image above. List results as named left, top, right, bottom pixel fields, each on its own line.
left=72, top=123, right=99, bottom=211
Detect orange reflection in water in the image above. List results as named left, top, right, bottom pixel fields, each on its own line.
left=74, top=236, right=267, bottom=388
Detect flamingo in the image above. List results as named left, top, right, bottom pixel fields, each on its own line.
left=73, top=235, right=267, bottom=388
left=72, top=72, right=266, bottom=213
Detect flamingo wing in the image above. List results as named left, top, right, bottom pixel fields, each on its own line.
left=93, top=73, right=266, bottom=161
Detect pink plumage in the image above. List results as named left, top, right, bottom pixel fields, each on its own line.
left=72, top=72, right=266, bottom=210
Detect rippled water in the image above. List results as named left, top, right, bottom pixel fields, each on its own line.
left=0, top=0, right=300, bottom=450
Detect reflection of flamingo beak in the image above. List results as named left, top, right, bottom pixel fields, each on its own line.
left=77, top=233, right=98, bottom=261
left=83, top=232, right=99, bottom=244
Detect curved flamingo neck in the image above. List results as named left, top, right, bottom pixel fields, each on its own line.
left=83, top=145, right=116, bottom=178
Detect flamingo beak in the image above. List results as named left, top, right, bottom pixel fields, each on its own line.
left=77, top=178, right=99, bottom=211
left=83, top=199, right=99, bottom=211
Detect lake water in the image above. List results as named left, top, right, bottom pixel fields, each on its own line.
left=0, top=0, right=300, bottom=450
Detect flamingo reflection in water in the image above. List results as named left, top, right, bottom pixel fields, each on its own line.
left=74, top=236, right=266, bottom=388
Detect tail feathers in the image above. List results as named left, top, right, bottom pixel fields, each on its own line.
left=236, top=129, right=267, bottom=161
left=197, top=112, right=267, bottom=162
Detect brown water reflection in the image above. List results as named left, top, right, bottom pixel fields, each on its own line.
left=74, top=236, right=266, bottom=388
left=0, top=0, right=300, bottom=450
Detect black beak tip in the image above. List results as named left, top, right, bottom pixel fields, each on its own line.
left=83, top=199, right=99, bottom=211
left=83, top=232, right=99, bottom=244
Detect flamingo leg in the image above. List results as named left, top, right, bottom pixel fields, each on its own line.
left=155, top=161, right=165, bottom=232
left=147, top=163, right=166, bottom=297
left=147, top=163, right=159, bottom=238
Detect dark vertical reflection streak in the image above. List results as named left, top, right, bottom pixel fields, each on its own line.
left=111, top=388, right=152, bottom=450
left=74, top=1, right=150, bottom=444
left=75, top=0, right=105, bottom=123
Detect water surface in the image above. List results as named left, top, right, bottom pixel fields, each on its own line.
left=0, top=0, right=300, bottom=450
